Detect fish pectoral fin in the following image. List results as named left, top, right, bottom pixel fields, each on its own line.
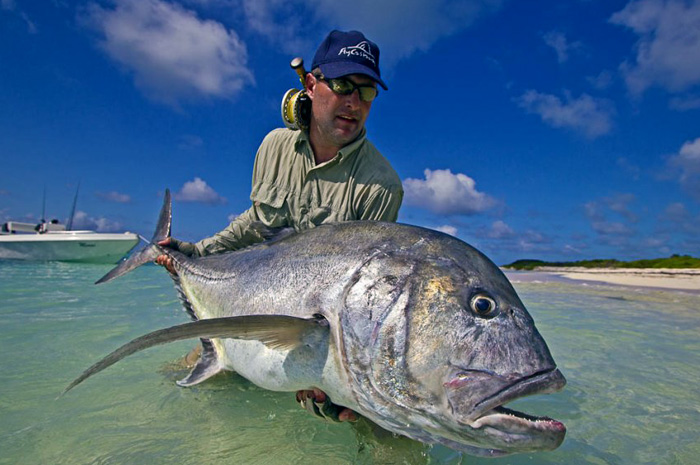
left=62, top=315, right=329, bottom=395
left=235, top=314, right=329, bottom=351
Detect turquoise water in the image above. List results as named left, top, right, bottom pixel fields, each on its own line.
left=1, top=261, right=698, bottom=465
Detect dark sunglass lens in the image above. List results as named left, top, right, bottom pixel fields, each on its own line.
left=326, top=78, right=377, bottom=101
left=359, top=87, right=378, bottom=102
left=329, top=79, right=354, bottom=95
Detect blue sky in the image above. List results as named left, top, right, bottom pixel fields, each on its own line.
left=1, top=0, right=699, bottom=265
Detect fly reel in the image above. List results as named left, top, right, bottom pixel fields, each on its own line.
left=281, top=57, right=311, bottom=131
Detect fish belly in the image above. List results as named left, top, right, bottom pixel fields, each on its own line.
left=213, top=338, right=357, bottom=408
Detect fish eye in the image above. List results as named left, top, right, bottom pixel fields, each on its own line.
left=469, top=294, right=498, bottom=318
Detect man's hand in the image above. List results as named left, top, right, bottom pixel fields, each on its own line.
left=155, top=238, right=177, bottom=275
left=296, top=388, right=358, bottom=422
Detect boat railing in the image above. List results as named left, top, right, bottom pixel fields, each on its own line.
left=1, top=221, right=67, bottom=234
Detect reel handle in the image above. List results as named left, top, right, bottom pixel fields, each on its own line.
left=290, top=57, right=307, bottom=86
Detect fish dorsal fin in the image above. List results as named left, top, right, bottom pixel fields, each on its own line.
left=151, top=189, right=172, bottom=243
left=62, top=315, right=329, bottom=395
left=96, top=189, right=172, bottom=284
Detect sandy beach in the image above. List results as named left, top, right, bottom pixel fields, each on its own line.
left=535, top=267, right=700, bottom=292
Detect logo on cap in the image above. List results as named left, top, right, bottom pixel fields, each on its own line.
left=338, top=41, right=376, bottom=65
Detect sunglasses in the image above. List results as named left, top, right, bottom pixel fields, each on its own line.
left=317, top=76, right=378, bottom=102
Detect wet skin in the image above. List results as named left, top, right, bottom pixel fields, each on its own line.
left=304, top=73, right=375, bottom=164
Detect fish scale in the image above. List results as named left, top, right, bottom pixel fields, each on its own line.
left=66, top=189, right=567, bottom=457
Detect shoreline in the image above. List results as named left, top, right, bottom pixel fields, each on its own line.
left=505, top=267, right=700, bottom=293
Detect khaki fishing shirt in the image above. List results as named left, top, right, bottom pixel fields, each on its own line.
left=185, top=128, right=403, bottom=257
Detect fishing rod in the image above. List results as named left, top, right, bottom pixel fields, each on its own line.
left=281, top=57, right=311, bottom=131
left=67, top=181, right=80, bottom=231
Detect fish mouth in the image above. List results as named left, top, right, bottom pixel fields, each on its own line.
left=445, top=368, right=567, bottom=451
left=472, top=368, right=566, bottom=419
left=470, top=405, right=566, bottom=435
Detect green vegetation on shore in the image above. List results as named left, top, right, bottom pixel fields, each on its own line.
left=503, top=254, right=700, bottom=270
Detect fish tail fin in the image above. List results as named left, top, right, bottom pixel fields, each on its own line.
left=95, top=189, right=172, bottom=284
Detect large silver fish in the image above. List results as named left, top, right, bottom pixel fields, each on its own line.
left=65, top=190, right=566, bottom=457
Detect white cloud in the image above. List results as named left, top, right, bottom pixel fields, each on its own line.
left=168, top=0, right=503, bottom=76
left=318, top=0, right=502, bottom=64
left=174, top=177, right=227, bottom=204
left=591, top=221, right=633, bottom=236
left=663, top=202, right=688, bottom=221
left=71, top=211, right=124, bottom=232
left=669, top=94, right=700, bottom=110
left=672, top=137, right=700, bottom=174
left=487, top=220, right=515, bottom=239
left=617, top=157, right=641, bottom=180
left=494, top=228, right=555, bottom=256
left=584, top=201, right=601, bottom=221
left=668, top=137, right=700, bottom=201
left=605, top=193, right=639, bottom=222
left=584, top=193, right=638, bottom=223
left=96, top=191, right=132, bottom=203
left=403, top=169, right=496, bottom=215
left=543, top=31, right=582, bottom=64
left=661, top=202, right=700, bottom=234
left=84, top=0, right=254, bottom=104
left=434, top=225, right=458, bottom=236
left=2, top=0, right=37, bottom=33
left=178, top=134, right=204, bottom=150
left=587, top=70, right=614, bottom=90
left=610, top=0, right=700, bottom=95
left=238, top=0, right=503, bottom=65
left=241, top=0, right=312, bottom=55
left=584, top=195, right=638, bottom=238
left=516, top=90, right=614, bottom=138
left=562, top=244, right=585, bottom=255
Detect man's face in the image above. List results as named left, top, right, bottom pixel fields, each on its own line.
left=306, top=73, right=375, bottom=149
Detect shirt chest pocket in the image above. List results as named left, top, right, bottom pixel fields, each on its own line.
left=250, top=182, right=289, bottom=227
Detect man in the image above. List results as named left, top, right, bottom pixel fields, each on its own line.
left=156, top=30, right=403, bottom=422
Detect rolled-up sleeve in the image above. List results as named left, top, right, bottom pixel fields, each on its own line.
left=193, top=207, right=265, bottom=256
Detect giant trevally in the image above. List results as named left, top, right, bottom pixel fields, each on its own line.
left=65, top=190, right=567, bottom=457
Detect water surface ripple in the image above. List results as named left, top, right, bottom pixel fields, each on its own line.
left=1, top=261, right=698, bottom=464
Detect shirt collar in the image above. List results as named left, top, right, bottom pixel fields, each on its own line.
left=337, top=128, right=367, bottom=160
left=295, top=128, right=367, bottom=163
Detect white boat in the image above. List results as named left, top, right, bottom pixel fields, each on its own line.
left=0, top=221, right=140, bottom=264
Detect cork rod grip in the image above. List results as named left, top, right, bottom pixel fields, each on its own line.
left=290, top=57, right=307, bottom=86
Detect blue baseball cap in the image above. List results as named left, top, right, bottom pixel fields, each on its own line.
left=311, top=30, right=388, bottom=90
